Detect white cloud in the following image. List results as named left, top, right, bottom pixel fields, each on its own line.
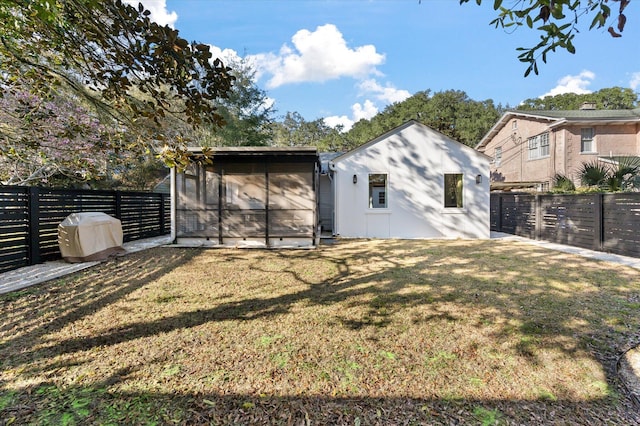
left=208, top=45, right=243, bottom=65
left=203, top=25, right=406, bottom=131
left=540, top=70, right=595, bottom=98
left=358, top=79, right=411, bottom=104
left=630, top=72, right=640, bottom=91
left=352, top=100, right=379, bottom=121
left=324, top=100, right=379, bottom=132
left=251, top=24, right=385, bottom=88
left=323, top=115, right=353, bottom=131
left=125, top=0, right=178, bottom=27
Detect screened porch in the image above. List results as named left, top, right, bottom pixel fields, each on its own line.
left=173, top=147, right=318, bottom=248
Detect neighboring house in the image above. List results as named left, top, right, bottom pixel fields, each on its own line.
left=170, top=147, right=318, bottom=248
left=330, top=120, right=491, bottom=239
left=476, top=104, right=640, bottom=191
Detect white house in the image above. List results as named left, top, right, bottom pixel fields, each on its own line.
left=330, top=120, right=490, bottom=239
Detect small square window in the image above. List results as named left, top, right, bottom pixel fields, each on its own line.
left=444, top=174, right=463, bottom=208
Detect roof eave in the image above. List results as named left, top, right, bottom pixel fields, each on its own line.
left=476, top=111, right=558, bottom=150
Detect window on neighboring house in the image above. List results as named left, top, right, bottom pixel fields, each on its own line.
left=369, top=173, right=387, bottom=208
left=527, top=132, right=550, bottom=159
left=444, top=173, right=463, bottom=208
left=528, top=137, right=538, bottom=160
left=539, top=133, right=550, bottom=157
left=512, top=120, right=517, bottom=130
left=581, top=128, right=594, bottom=152
left=494, top=146, right=502, bottom=166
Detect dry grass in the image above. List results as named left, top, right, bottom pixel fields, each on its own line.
left=1, top=239, right=640, bottom=425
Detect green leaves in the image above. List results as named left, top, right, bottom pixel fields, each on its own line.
left=1, top=0, right=236, bottom=163
left=461, top=1, right=631, bottom=76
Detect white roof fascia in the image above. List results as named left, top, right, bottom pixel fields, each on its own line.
left=475, top=111, right=559, bottom=150
left=548, top=117, right=640, bottom=129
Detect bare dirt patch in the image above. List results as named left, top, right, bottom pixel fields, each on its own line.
left=1, top=239, right=639, bottom=424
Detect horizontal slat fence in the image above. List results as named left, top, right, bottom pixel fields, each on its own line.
left=0, top=188, right=30, bottom=274
left=0, top=186, right=170, bottom=274
left=491, top=192, right=640, bottom=258
left=602, top=194, right=640, bottom=258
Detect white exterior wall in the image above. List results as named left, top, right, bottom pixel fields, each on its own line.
left=332, top=121, right=490, bottom=239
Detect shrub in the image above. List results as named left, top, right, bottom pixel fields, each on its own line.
left=551, top=173, right=575, bottom=192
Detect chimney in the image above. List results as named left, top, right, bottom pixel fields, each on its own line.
left=580, top=102, right=596, bottom=110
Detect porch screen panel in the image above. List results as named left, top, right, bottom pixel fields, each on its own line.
left=222, top=162, right=267, bottom=238
left=268, top=163, right=315, bottom=237
left=176, top=166, right=198, bottom=236
left=176, top=165, right=220, bottom=238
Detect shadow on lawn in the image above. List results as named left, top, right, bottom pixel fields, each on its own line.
left=1, top=378, right=638, bottom=425
left=1, top=239, right=640, bottom=424
left=0, top=248, right=201, bottom=372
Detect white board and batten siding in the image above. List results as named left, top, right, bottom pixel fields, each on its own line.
left=331, top=120, right=491, bottom=239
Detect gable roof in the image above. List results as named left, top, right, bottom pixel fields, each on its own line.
left=476, top=108, right=640, bottom=150
left=332, top=120, right=489, bottom=163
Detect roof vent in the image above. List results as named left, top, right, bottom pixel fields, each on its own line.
left=580, top=102, right=596, bottom=110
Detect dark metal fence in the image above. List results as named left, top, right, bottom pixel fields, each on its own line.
left=0, top=186, right=170, bottom=274
left=491, top=192, right=640, bottom=258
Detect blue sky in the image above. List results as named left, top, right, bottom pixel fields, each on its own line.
left=135, top=0, right=640, bottom=130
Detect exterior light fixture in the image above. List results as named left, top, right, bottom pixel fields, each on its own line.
left=353, top=174, right=358, bottom=184
left=476, top=174, right=482, bottom=184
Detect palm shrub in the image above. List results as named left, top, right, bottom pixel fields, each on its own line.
left=552, top=173, right=575, bottom=192
left=578, top=157, right=640, bottom=191
left=578, top=160, right=610, bottom=188
left=608, top=156, right=640, bottom=191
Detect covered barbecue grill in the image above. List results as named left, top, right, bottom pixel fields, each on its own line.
left=58, top=212, right=125, bottom=263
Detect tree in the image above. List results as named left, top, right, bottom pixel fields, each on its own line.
left=517, top=87, right=638, bottom=110
left=460, top=0, right=632, bottom=76
left=272, top=112, right=346, bottom=151
left=0, top=0, right=235, bottom=168
left=196, top=58, right=274, bottom=147
left=339, top=90, right=501, bottom=149
left=0, top=87, right=125, bottom=186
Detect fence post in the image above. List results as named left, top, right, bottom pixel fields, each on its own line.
left=115, top=190, right=122, bottom=220
left=28, top=186, right=41, bottom=265
left=160, top=193, right=167, bottom=234
left=535, top=194, right=542, bottom=240
left=496, top=194, right=503, bottom=232
left=594, top=193, right=603, bottom=252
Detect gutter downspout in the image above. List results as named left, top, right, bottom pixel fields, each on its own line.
left=170, top=167, right=177, bottom=243
left=329, top=161, right=338, bottom=236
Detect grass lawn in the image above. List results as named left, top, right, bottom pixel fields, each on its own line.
left=1, top=238, right=639, bottom=425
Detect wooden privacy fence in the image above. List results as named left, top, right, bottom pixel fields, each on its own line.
left=0, top=186, right=170, bottom=274
left=491, top=192, right=640, bottom=258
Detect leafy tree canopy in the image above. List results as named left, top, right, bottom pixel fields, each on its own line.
left=271, top=112, right=346, bottom=151
left=194, top=58, right=275, bottom=148
left=0, top=0, right=235, bottom=168
left=0, top=82, right=170, bottom=189
left=340, top=90, right=502, bottom=150
left=460, top=0, right=631, bottom=76
left=517, top=86, right=639, bottom=110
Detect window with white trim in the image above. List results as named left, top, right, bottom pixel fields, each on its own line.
left=368, top=174, right=387, bottom=208
left=444, top=174, right=463, bottom=208
left=581, top=128, right=594, bottom=153
left=494, top=146, right=502, bottom=166
left=539, top=133, right=549, bottom=157
left=527, top=132, right=550, bottom=160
